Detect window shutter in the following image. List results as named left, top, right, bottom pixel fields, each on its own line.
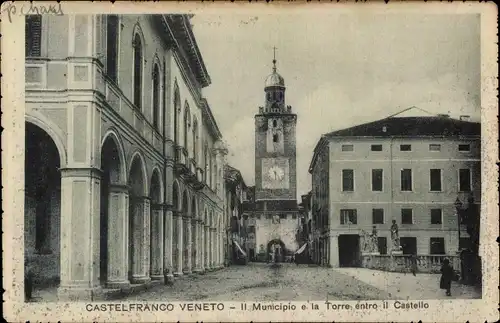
left=26, top=15, right=42, bottom=57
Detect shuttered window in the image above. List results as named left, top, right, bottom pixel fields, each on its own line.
left=25, top=15, right=42, bottom=57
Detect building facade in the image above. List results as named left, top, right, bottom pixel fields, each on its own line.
left=224, top=164, right=248, bottom=265
left=309, top=114, right=481, bottom=268
left=251, top=57, right=301, bottom=262
left=24, top=14, right=226, bottom=301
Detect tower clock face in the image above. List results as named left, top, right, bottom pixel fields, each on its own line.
left=262, top=158, right=289, bottom=189
left=268, top=166, right=284, bottom=181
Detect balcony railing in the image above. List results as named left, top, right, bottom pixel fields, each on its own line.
left=174, top=146, right=189, bottom=174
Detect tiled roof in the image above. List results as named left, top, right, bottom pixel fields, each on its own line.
left=325, top=116, right=480, bottom=138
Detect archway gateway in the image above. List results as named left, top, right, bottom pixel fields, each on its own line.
left=100, top=135, right=126, bottom=286
left=267, top=239, right=286, bottom=263
left=25, top=122, right=62, bottom=289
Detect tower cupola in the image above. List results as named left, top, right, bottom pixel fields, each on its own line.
left=263, top=47, right=287, bottom=114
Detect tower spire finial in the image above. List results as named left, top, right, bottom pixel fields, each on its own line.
left=272, top=46, right=277, bottom=72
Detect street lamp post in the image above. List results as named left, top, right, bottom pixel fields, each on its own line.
left=454, top=197, right=463, bottom=251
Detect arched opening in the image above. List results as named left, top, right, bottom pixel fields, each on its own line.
left=25, top=122, right=61, bottom=290
left=183, top=105, right=190, bottom=152
left=191, top=198, right=197, bottom=270
left=100, top=135, right=123, bottom=284
left=192, top=119, right=198, bottom=162
left=149, top=169, right=162, bottom=278
left=267, top=239, right=286, bottom=263
left=128, top=154, right=147, bottom=282
left=133, top=32, right=143, bottom=110
left=152, top=64, right=161, bottom=130
left=182, top=192, right=190, bottom=272
left=172, top=182, right=179, bottom=273
left=173, top=87, right=180, bottom=145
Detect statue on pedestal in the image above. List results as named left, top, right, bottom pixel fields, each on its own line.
left=360, top=227, right=380, bottom=254
left=390, top=220, right=402, bottom=253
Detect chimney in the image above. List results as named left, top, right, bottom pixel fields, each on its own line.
left=460, top=115, right=471, bottom=121
left=437, top=114, right=450, bottom=118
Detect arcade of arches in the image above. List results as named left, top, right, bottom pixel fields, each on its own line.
left=24, top=121, right=226, bottom=300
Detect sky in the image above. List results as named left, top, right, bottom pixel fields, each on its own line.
left=190, top=13, right=481, bottom=197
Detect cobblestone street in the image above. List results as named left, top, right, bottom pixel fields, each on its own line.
left=126, top=263, right=390, bottom=301
left=124, top=263, right=481, bottom=302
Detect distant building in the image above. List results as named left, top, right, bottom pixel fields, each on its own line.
left=309, top=113, right=481, bottom=268
left=224, top=164, right=248, bottom=265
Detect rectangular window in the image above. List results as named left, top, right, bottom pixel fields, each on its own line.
left=458, top=144, right=470, bottom=152
left=400, top=169, right=412, bottom=191
left=400, top=144, right=412, bottom=151
left=372, top=209, right=384, bottom=224
left=106, top=15, right=119, bottom=82
left=371, top=144, right=383, bottom=151
left=430, top=169, right=442, bottom=191
left=429, top=144, right=441, bottom=151
left=372, top=169, right=383, bottom=191
left=430, top=237, right=445, bottom=255
left=340, top=209, right=357, bottom=225
left=273, top=134, right=279, bottom=143
left=25, top=15, right=42, bottom=57
left=342, top=169, right=354, bottom=191
left=341, top=144, right=354, bottom=152
left=377, top=237, right=388, bottom=255
left=430, top=209, right=442, bottom=224
left=459, top=169, right=471, bottom=192
left=400, top=237, right=417, bottom=255
left=401, top=208, right=413, bottom=224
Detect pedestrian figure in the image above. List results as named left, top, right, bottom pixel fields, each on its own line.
left=410, top=253, right=417, bottom=276
left=440, top=258, right=454, bottom=296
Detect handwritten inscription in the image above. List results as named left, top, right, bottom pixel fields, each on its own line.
left=2, top=2, right=64, bottom=23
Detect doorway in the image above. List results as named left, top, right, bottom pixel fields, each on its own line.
left=338, top=235, right=361, bottom=267
left=267, top=239, right=286, bottom=263
left=400, top=237, right=417, bottom=255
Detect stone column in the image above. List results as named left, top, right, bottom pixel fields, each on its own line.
left=105, top=184, right=130, bottom=288
left=129, top=196, right=151, bottom=284
left=329, top=234, right=339, bottom=268
left=174, top=212, right=183, bottom=276
left=182, top=216, right=192, bottom=274
left=163, top=208, right=174, bottom=283
left=219, top=229, right=224, bottom=268
left=210, top=228, right=216, bottom=269
left=193, top=219, right=203, bottom=273
left=200, top=222, right=205, bottom=271
left=204, top=224, right=211, bottom=271
left=216, top=229, right=221, bottom=268
left=57, top=168, right=102, bottom=300
left=150, top=203, right=164, bottom=282
left=191, top=218, right=197, bottom=272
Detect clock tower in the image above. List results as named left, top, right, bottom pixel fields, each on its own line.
left=254, top=55, right=297, bottom=204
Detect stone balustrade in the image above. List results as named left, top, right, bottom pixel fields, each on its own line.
left=361, top=254, right=460, bottom=274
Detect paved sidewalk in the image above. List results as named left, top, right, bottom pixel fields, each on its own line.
left=333, top=268, right=481, bottom=300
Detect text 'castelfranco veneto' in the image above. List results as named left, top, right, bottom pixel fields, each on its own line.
left=85, top=301, right=430, bottom=312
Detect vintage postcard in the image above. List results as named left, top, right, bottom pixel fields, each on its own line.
left=2, top=1, right=498, bottom=322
